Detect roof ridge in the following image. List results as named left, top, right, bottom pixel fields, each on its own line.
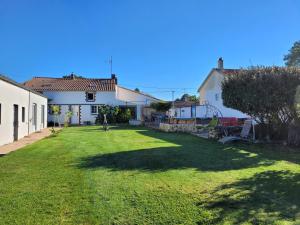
left=32, top=76, right=114, bottom=80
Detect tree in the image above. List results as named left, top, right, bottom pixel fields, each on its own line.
left=222, top=66, right=300, bottom=140
left=97, top=105, right=120, bottom=131
left=134, top=88, right=140, bottom=92
left=64, top=111, right=73, bottom=128
left=150, top=102, right=172, bottom=112
left=50, top=105, right=61, bottom=128
left=177, top=94, right=199, bottom=102
left=284, top=41, right=300, bottom=67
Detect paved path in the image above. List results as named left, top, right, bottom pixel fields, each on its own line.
left=0, top=128, right=61, bottom=155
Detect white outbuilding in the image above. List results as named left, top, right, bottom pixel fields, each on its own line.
left=0, top=75, right=48, bottom=146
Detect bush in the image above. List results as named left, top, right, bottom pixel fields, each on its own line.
left=116, top=108, right=132, bottom=123
left=150, top=102, right=172, bottom=112
left=95, top=106, right=132, bottom=124
left=222, top=66, right=300, bottom=141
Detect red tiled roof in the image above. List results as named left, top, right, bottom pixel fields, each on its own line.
left=24, top=75, right=117, bottom=92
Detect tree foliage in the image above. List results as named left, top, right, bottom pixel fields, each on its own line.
left=284, top=41, right=300, bottom=67
left=64, top=110, right=73, bottom=127
left=50, top=105, right=61, bottom=127
left=95, top=105, right=132, bottom=124
left=222, top=67, right=300, bottom=139
left=176, top=94, right=199, bottom=102
left=150, top=102, right=172, bottom=112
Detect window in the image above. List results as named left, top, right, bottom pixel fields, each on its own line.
left=22, top=107, right=25, bottom=122
left=91, top=105, right=98, bottom=114
left=86, top=92, right=95, bottom=102
left=215, top=93, right=220, bottom=101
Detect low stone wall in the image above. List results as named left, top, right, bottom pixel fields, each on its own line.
left=158, top=123, right=197, bottom=133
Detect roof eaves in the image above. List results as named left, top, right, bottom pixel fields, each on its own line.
left=0, top=75, right=47, bottom=99
left=117, top=85, right=162, bottom=101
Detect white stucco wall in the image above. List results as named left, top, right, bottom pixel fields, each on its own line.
left=116, top=86, right=158, bottom=105
left=199, top=70, right=248, bottom=118
left=0, top=79, right=47, bottom=146
left=43, top=87, right=159, bottom=124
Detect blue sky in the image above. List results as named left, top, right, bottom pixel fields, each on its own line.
left=0, top=0, right=300, bottom=100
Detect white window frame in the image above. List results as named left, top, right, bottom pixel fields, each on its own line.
left=86, top=92, right=95, bottom=102
left=91, top=105, right=98, bottom=114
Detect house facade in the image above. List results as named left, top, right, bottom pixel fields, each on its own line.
left=169, top=58, right=248, bottom=119
left=24, top=74, right=160, bottom=125
left=197, top=58, right=248, bottom=118
left=0, top=75, right=48, bottom=146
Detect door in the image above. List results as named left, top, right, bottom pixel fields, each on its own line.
left=71, top=105, right=80, bottom=125
left=32, top=103, right=37, bottom=131
left=41, top=105, right=45, bottom=128
left=13, top=104, right=19, bottom=141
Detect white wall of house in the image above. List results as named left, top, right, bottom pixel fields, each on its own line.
left=0, top=79, right=47, bottom=146
left=198, top=70, right=248, bottom=118
left=44, top=87, right=159, bottom=124
left=169, top=105, right=207, bottom=119
left=116, top=86, right=159, bottom=120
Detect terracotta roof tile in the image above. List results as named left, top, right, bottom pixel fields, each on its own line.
left=24, top=76, right=116, bottom=92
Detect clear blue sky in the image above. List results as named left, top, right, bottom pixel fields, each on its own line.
left=1, top=0, right=300, bottom=100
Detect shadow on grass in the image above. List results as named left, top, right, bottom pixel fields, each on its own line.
left=0, top=154, right=5, bottom=157
left=78, top=129, right=275, bottom=172
left=197, top=170, right=300, bottom=224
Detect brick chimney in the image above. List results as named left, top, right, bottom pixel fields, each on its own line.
left=111, top=74, right=118, bottom=84
left=218, top=57, right=224, bottom=69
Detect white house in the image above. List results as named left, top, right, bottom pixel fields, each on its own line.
left=197, top=58, right=248, bottom=118
left=0, top=75, right=48, bottom=146
left=169, top=58, right=248, bottom=119
left=24, top=74, right=160, bottom=125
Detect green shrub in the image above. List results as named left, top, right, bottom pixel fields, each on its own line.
left=150, top=102, right=172, bottom=112
left=222, top=66, right=300, bottom=141
left=116, top=108, right=132, bottom=123
left=94, top=105, right=134, bottom=124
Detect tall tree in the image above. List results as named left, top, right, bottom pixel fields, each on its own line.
left=284, top=41, right=300, bottom=67
left=177, top=94, right=199, bottom=102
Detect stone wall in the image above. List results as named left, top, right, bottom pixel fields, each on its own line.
left=158, top=123, right=197, bottom=133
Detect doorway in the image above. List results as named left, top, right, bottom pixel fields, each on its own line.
left=13, top=104, right=19, bottom=141
left=71, top=105, right=80, bottom=125
left=41, top=105, right=45, bottom=128
left=32, top=103, right=37, bottom=131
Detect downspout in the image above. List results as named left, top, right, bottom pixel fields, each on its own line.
left=28, top=91, right=31, bottom=136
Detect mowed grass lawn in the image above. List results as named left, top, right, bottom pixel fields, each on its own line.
left=1, top=126, right=300, bottom=224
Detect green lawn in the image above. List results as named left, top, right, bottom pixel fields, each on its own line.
left=1, top=126, right=300, bottom=224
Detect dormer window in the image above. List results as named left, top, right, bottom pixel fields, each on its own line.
left=86, top=92, right=96, bottom=102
